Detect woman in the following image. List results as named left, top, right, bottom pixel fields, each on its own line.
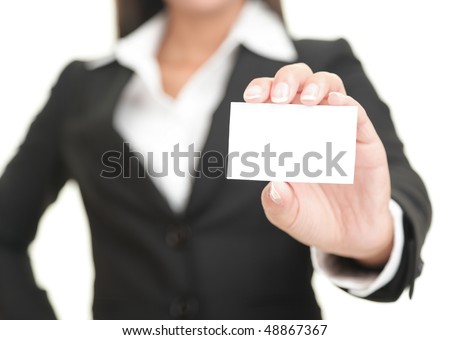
left=0, top=0, right=431, bottom=319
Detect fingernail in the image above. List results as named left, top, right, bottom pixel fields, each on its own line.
left=272, top=82, right=290, bottom=103
left=269, top=182, right=282, bottom=205
left=244, top=85, right=263, bottom=100
left=301, top=83, right=320, bottom=101
left=328, top=91, right=346, bottom=99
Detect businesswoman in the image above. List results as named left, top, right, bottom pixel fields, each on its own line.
left=0, top=0, right=431, bottom=319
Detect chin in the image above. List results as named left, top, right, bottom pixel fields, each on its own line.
left=165, top=0, right=244, bottom=15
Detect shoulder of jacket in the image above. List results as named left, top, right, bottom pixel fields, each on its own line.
left=57, top=57, right=131, bottom=85
left=292, top=38, right=352, bottom=55
left=291, top=38, right=355, bottom=69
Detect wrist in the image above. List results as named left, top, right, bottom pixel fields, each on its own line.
left=353, top=212, right=395, bottom=269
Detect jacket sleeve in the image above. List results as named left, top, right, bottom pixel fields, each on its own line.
left=0, top=61, right=83, bottom=319
left=307, top=38, right=432, bottom=301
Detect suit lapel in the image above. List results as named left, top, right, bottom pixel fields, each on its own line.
left=185, top=46, right=288, bottom=218
left=69, top=62, right=178, bottom=224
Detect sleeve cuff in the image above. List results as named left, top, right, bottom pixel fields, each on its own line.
left=311, top=199, right=405, bottom=297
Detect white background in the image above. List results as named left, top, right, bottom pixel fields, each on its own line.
left=0, top=0, right=448, bottom=334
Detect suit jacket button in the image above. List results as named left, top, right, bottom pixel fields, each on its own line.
left=165, top=224, right=190, bottom=248
left=170, top=297, right=199, bottom=319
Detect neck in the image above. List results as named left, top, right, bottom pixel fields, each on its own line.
left=158, top=0, right=246, bottom=64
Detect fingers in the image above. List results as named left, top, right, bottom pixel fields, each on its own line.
left=270, top=63, right=313, bottom=103
left=243, top=63, right=313, bottom=104
left=243, top=77, right=273, bottom=103
left=299, top=72, right=346, bottom=105
left=243, top=63, right=346, bottom=105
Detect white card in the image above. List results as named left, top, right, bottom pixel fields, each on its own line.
left=227, top=102, right=358, bottom=184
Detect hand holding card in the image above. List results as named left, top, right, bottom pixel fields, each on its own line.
left=239, top=64, right=394, bottom=269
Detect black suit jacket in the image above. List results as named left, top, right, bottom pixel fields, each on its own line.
left=0, top=39, right=431, bottom=319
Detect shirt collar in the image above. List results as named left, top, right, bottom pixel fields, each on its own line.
left=90, top=0, right=298, bottom=70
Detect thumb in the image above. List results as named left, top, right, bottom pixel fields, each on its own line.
left=261, top=181, right=299, bottom=233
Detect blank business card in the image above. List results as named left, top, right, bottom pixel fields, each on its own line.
left=227, top=102, right=358, bottom=184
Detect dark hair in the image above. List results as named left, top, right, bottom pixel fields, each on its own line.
left=116, top=0, right=283, bottom=38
